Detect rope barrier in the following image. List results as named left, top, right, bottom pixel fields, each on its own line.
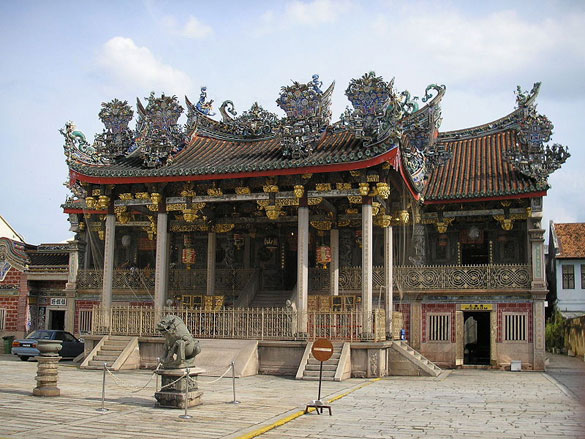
left=104, top=362, right=161, bottom=393
left=201, top=364, right=233, bottom=385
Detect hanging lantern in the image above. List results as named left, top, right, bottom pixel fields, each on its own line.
left=355, top=230, right=362, bottom=248
left=264, top=236, right=279, bottom=251
left=438, top=234, right=449, bottom=247
left=182, top=248, right=197, bottom=269
left=233, top=233, right=245, bottom=250
left=316, top=245, right=332, bottom=269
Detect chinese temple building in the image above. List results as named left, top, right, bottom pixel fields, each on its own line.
left=55, top=73, right=568, bottom=374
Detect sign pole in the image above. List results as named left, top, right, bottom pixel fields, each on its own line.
left=304, top=338, right=333, bottom=416
left=317, top=360, right=323, bottom=404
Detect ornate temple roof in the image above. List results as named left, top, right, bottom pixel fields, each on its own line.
left=424, top=129, right=546, bottom=202
left=61, top=75, right=569, bottom=205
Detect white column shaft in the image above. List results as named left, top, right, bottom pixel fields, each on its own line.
left=330, top=228, right=339, bottom=296
left=384, top=226, right=393, bottom=339
left=102, top=214, right=116, bottom=310
left=297, top=206, right=309, bottom=335
left=362, top=202, right=373, bottom=336
left=206, top=232, right=216, bottom=296
left=154, top=213, right=168, bottom=312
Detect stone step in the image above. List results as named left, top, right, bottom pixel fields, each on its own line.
left=307, top=356, right=340, bottom=365
left=102, top=342, right=129, bottom=349
left=305, top=364, right=337, bottom=372
left=88, top=360, right=114, bottom=368
left=303, top=370, right=336, bottom=378
left=94, top=354, right=119, bottom=362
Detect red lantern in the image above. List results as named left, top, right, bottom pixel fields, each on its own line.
left=316, top=245, right=332, bottom=269
left=182, top=248, right=196, bottom=269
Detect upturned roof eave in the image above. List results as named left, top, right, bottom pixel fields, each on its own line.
left=69, top=144, right=401, bottom=185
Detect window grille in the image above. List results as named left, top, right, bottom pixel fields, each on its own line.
left=504, top=313, right=527, bottom=342
left=0, top=308, right=5, bottom=330
left=78, top=309, right=92, bottom=334
left=562, top=264, right=575, bottom=289
left=581, top=265, right=585, bottom=289
left=428, top=313, right=451, bottom=342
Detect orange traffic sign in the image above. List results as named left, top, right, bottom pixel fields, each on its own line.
left=312, top=338, right=334, bottom=362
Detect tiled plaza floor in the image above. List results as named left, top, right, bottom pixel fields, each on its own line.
left=0, top=354, right=583, bottom=438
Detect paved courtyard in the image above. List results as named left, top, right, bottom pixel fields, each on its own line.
left=0, top=354, right=583, bottom=439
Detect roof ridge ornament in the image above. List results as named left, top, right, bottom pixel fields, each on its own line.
left=276, top=74, right=334, bottom=159
left=506, top=85, right=569, bottom=184
left=135, top=93, right=186, bottom=168
left=219, top=101, right=279, bottom=138
left=93, top=99, right=135, bottom=160
left=60, top=121, right=108, bottom=166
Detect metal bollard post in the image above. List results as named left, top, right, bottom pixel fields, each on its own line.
left=155, top=357, right=160, bottom=392
left=96, top=362, right=108, bottom=412
left=179, top=368, right=192, bottom=419
left=230, top=361, right=240, bottom=404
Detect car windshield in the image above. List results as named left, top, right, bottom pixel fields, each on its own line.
left=26, top=330, right=53, bottom=340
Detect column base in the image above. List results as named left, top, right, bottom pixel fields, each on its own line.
left=385, top=332, right=394, bottom=341
left=295, top=332, right=309, bottom=340
left=360, top=333, right=375, bottom=342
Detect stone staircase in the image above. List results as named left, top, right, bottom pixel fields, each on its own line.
left=81, top=336, right=140, bottom=371
left=249, top=290, right=291, bottom=308
left=296, top=342, right=351, bottom=381
left=389, top=340, right=442, bottom=377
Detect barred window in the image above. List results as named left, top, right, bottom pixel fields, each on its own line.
left=78, top=309, right=92, bottom=334
left=0, top=308, right=6, bottom=330
left=581, top=265, right=585, bottom=289
left=428, top=313, right=451, bottom=342
left=562, top=265, right=575, bottom=289
left=504, top=313, right=527, bottom=342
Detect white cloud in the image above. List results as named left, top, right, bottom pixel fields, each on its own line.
left=165, top=15, right=213, bottom=39
left=285, top=0, right=351, bottom=25
left=97, top=37, right=192, bottom=96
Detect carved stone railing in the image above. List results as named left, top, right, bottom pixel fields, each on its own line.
left=77, top=268, right=256, bottom=292
left=307, top=308, right=386, bottom=342
left=310, top=264, right=531, bottom=292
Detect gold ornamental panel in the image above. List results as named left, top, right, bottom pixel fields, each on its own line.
left=336, top=183, right=352, bottom=190
left=308, top=197, right=323, bottom=206
left=235, top=186, right=251, bottom=195
left=213, top=223, right=235, bottom=233
left=310, top=220, right=332, bottom=231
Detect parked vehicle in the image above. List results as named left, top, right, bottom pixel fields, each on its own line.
left=11, top=330, right=84, bottom=361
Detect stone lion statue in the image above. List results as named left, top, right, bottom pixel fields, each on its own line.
left=157, top=315, right=201, bottom=369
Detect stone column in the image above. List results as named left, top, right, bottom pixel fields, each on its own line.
left=330, top=228, right=339, bottom=296
left=384, top=226, right=393, bottom=339
left=362, top=198, right=373, bottom=339
left=296, top=201, right=309, bottom=337
left=64, top=242, right=79, bottom=333
left=154, top=213, right=168, bottom=312
left=455, top=310, right=464, bottom=366
left=411, top=302, right=422, bottom=350
left=102, top=214, right=116, bottom=310
left=206, top=232, right=216, bottom=296
left=490, top=309, right=498, bottom=367
left=528, top=215, right=547, bottom=370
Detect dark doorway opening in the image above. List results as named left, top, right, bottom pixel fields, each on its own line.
left=49, top=310, right=65, bottom=330
left=461, top=242, right=489, bottom=265
left=463, top=311, right=490, bottom=365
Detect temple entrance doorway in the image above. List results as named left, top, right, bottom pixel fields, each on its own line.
left=463, top=311, right=490, bottom=365
left=48, top=310, right=65, bottom=330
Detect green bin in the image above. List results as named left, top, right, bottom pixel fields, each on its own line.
left=3, top=335, right=15, bottom=354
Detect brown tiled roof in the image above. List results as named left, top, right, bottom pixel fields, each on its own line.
left=554, top=223, right=585, bottom=259
left=70, top=130, right=396, bottom=181
left=423, top=129, right=545, bottom=201
left=27, top=252, right=69, bottom=267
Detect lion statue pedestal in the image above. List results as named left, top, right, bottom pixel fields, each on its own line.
left=154, top=315, right=204, bottom=409
left=154, top=367, right=205, bottom=409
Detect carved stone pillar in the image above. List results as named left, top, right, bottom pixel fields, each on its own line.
left=297, top=203, right=309, bottom=337
left=154, top=213, right=168, bottom=312
left=206, top=232, right=216, bottom=296
left=330, top=228, right=339, bottom=296
left=64, top=242, right=79, bottom=333
left=384, top=226, right=393, bottom=339
left=362, top=199, right=373, bottom=339
left=455, top=310, right=464, bottom=366
left=102, top=214, right=115, bottom=310
left=528, top=215, right=546, bottom=370
left=410, top=302, right=421, bottom=350
left=490, top=309, right=498, bottom=367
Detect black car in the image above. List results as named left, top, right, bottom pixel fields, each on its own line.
left=11, top=330, right=84, bottom=361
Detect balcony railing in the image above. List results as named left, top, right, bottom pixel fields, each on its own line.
left=309, top=264, right=531, bottom=292
left=77, top=268, right=255, bottom=292
left=89, top=305, right=386, bottom=341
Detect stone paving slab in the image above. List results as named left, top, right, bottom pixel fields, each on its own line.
left=0, top=354, right=584, bottom=439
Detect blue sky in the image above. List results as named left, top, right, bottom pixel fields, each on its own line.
left=1, top=0, right=583, bottom=244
